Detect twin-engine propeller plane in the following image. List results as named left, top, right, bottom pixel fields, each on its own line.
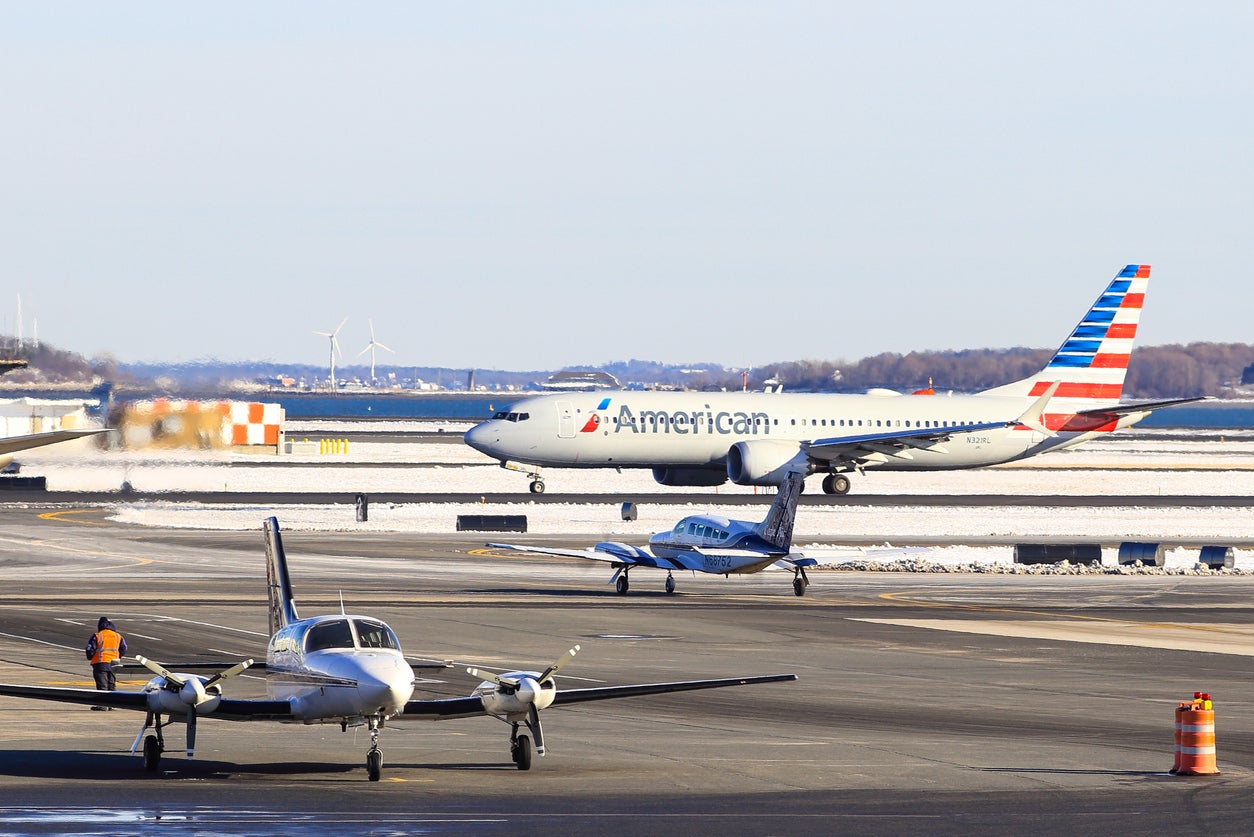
left=489, top=471, right=912, bottom=597
left=0, top=517, right=796, bottom=781
left=465, top=265, right=1203, bottom=495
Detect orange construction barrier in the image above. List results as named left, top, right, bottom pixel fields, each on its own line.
left=1172, top=692, right=1219, bottom=775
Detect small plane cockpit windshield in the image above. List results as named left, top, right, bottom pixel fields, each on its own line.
left=354, top=619, right=400, bottom=650
left=304, top=619, right=356, bottom=653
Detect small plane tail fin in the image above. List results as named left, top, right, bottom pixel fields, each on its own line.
left=263, top=517, right=300, bottom=634
left=756, top=471, right=804, bottom=551
left=981, top=264, right=1148, bottom=408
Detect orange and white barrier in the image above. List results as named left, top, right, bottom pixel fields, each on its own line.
left=230, top=402, right=283, bottom=447
left=1172, top=692, right=1219, bottom=775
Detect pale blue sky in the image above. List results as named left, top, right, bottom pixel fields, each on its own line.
left=2, top=3, right=1251, bottom=371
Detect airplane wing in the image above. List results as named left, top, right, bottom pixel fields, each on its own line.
left=487, top=541, right=690, bottom=569
left=401, top=673, right=798, bottom=720
left=0, top=683, right=296, bottom=721
left=1076, top=396, right=1209, bottom=418
left=0, top=428, right=108, bottom=456
left=803, top=421, right=1010, bottom=467
left=772, top=545, right=929, bottom=570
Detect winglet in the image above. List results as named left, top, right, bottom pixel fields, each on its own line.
left=1015, top=381, right=1060, bottom=437
left=263, top=517, right=300, bottom=634
left=757, top=471, right=804, bottom=551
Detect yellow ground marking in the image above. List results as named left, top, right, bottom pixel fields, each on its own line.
left=38, top=509, right=111, bottom=526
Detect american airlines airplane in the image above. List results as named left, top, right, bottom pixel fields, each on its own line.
left=465, top=265, right=1201, bottom=494
left=0, top=518, right=794, bottom=780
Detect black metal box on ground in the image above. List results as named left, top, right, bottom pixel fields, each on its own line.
left=456, top=515, right=528, bottom=533
left=1013, top=543, right=1102, bottom=565
left=1199, top=546, right=1235, bottom=569
left=1118, top=542, right=1166, bottom=567
left=0, top=476, right=46, bottom=491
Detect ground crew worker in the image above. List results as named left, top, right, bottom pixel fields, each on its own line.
left=85, top=617, right=127, bottom=709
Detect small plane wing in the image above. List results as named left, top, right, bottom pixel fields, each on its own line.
left=488, top=541, right=673, bottom=567
left=0, top=682, right=296, bottom=722
left=803, top=421, right=1010, bottom=467
left=0, top=428, right=109, bottom=457
left=401, top=673, right=798, bottom=720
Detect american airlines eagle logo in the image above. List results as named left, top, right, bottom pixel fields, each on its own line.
left=580, top=398, right=613, bottom=433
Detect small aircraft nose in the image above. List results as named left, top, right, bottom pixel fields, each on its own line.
left=356, top=661, right=416, bottom=713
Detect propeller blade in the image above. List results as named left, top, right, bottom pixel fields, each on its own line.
left=526, top=703, right=546, bottom=756
left=538, top=645, right=580, bottom=684
left=186, top=707, right=197, bottom=759
left=467, top=666, right=520, bottom=693
left=203, top=659, right=254, bottom=689
left=135, top=655, right=185, bottom=688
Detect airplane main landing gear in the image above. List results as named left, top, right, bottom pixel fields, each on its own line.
left=615, top=572, right=630, bottom=595
left=792, top=566, right=810, bottom=597
left=822, top=473, right=851, bottom=495
left=665, top=573, right=676, bottom=594
left=365, top=721, right=383, bottom=781
left=529, top=479, right=545, bottom=494
left=143, top=734, right=163, bottom=772
left=510, top=725, right=533, bottom=770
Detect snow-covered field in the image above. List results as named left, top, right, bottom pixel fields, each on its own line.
left=14, top=423, right=1254, bottom=573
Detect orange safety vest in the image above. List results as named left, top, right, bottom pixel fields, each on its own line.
left=91, top=628, right=122, bottom=665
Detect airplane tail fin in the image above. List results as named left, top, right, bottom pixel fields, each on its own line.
left=981, top=264, right=1149, bottom=408
left=756, top=471, right=804, bottom=551
left=263, top=517, right=300, bottom=634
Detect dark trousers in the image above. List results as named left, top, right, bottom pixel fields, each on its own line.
left=92, top=662, right=116, bottom=691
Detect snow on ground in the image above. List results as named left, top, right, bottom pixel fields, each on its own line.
left=14, top=422, right=1254, bottom=574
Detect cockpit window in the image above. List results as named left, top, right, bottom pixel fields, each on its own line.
left=354, top=619, right=400, bottom=650
left=493, top=411, right=532, bottom=423
left=305, top=619, right=355, bottom=652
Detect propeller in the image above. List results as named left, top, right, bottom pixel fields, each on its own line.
left=134, top=656, right=254, bottom=759
left=537, top=644, right=579, bottom=685
left=467, top=645, right=580, bottom=758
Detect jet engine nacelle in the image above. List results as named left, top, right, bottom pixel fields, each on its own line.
left=726, top=440, right=810, bottom=486
left=651, top=467, right=728, bottom=487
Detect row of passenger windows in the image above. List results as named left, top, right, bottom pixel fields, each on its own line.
left=616, top=415, right=981, bottom=429
left=673, top=521, right=730, bottom=540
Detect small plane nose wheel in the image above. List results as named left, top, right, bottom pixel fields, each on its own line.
left=615, top=572, right=630, bottom=595
left=664, top=573, right=676, bottom=594
left=365, top=724, right=383, bottom=781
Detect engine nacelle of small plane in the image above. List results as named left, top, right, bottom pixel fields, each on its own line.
left=725, top=440, right=810, bottom=486
left=651, top=467, right=728, bottom=487
left=474, top=672, right=557, bottom=718
left=143, top=676, right=222, bottom=715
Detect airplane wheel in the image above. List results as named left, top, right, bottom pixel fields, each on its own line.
left=529, top=480, right=545, bottom=494
left=822, top=474, right=851, bottom=495
left=616, top=574, right=629, bottom=595
left=793, top=577, right=806, bottom=597
left=513, top=734, right=532, bottom=770
left=366, top=747, right=383, bottom=782
left=665, top=575, right=675, bottom=594
left=143, top=734, right=162, bottom=772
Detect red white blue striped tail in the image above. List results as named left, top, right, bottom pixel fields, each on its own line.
left=982, top=264, right=1148, bottom=407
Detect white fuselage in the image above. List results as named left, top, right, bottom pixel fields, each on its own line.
left=266, top=614, right=416, bottom=724
left=465, top=390, right=1132, bottom=476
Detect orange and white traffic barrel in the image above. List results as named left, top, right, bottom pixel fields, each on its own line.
left=1172, top=695, right=1219, bottom=776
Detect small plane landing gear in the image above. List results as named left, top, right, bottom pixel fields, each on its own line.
left=529, top=479, right=545, bottom=494
left=510, top=725, right=533, bottom=770
left=615, top=573, right=630, bottom=595
left=792, top=566, right=810, bottom=597
left=822, top=473, right=851, bottom=495
left=665, top=573, right=676, bottom=594
left=143, top=734, right=163, bottom=772
left=365, top=722, right=383, bottom=781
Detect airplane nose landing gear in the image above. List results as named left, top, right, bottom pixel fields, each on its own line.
left=509, top=723, right=533, bottom=770
left=365, top=720, right=383, bottom=781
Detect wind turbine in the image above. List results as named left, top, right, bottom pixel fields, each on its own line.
left=314, top=317, right=348, bottom=392
left=357, top=319, right=395, bottom=384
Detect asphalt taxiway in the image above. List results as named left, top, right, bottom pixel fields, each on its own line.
left=2, top=506, right=1254, bottom=836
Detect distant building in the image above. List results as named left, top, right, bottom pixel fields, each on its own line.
left=541, top=370, right=621, bottom=392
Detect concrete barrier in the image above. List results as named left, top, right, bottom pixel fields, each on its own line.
left=1013, top=543, right=1102, bottom=565
left=457, top=515, right=528, bottom=533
